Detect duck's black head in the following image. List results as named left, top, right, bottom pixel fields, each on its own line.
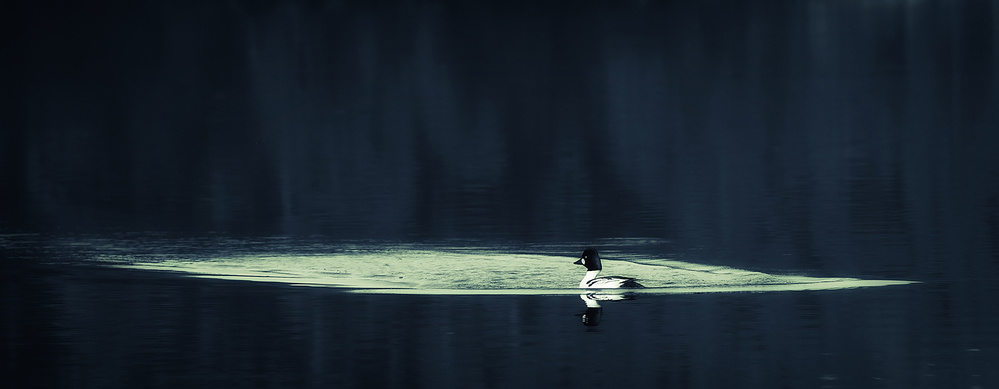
left=573, top=248, right=602, bottom=271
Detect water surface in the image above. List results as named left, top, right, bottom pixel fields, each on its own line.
left=3, top=234, right=992, bottom=388
left=3, top=1, right=998, bottom=388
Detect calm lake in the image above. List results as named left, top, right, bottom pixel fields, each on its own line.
left=3, top=0, right=999, bottom=388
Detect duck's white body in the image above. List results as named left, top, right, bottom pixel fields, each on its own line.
left=580, top=270, right=642, bottom=288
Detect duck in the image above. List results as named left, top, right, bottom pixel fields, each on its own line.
left=573, top=248, right=644, bottom=288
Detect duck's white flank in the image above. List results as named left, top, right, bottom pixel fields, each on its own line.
left=579, top=270, right=601, bottom=288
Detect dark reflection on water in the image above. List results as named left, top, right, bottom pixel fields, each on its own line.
left=2, top=258, right=996, bottom=388
left=4, top=0, right=998, bottom=249
left=577, top=293, right=637, bottom=327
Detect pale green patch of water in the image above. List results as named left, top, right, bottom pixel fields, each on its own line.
left=109, top=248, right=916, bottom=295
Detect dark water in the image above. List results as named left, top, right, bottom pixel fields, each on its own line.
left=1, top=236, right=996, bottom=388
left=3, top=0, right=999, bottom=388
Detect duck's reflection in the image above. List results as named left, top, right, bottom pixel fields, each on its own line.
left=577, top=293, right=636, bottom=327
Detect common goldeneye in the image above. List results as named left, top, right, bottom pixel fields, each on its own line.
left=573, top=248, right=644, bottom=288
